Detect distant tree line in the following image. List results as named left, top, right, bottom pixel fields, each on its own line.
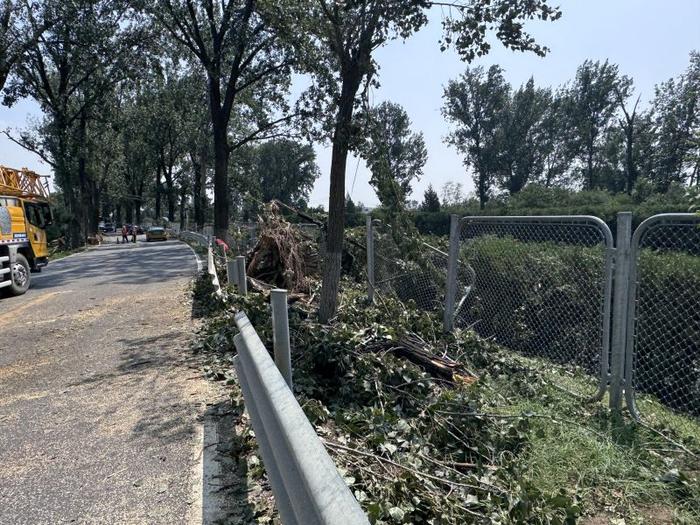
left=440, top=54, right=700, bottom=209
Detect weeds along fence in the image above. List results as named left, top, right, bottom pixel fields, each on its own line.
left=366, top=213, right=700, bottom=420
left=455, top=215, right=613, bottom=400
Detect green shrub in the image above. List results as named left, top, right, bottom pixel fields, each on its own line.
left=457, top=235, right=700, bottom=416
left=456, top=237, right=606, bottom=378
left=634, top=250, right=700, bottom=416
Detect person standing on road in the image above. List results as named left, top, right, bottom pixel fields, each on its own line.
left=121, top=225, right=129, bottom=244
left=131, top=225, right=137, bottom=243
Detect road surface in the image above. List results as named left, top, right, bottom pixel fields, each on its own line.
left=0, top=238, right=229, bottom=524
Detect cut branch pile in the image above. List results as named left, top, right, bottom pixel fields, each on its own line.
left=366, top=332, right=477, bottom=384
left=246, top=203, right=320, bottom=293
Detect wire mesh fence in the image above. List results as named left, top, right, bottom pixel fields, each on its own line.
left=454, top=216, right=613, bottom=397
left=371, top=220, right=473, bottom=313
left=625, top=214, right=700, bottom=419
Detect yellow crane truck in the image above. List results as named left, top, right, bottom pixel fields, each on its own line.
left=0, top=165, right=53, bottom=296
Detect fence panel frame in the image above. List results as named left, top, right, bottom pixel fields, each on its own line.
left=452, top=214, right=614, bottom=400
left=623, top=212, right=700, bottom=420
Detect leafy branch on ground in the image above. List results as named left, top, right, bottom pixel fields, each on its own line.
left=191, top=263, right=700, bottom=524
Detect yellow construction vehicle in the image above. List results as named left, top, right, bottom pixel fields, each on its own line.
left=0, top=165, right=53, bottom=295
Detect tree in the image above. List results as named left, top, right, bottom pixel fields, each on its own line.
left=495, top=78, right=551, bottom=194
left=296, top=0, right=560, bottom=322
left=421, top=184, right=440, bottom=212
left=0, top=0, right=52, bottom=93
left=4, top=0, right=144, bottom=246
left=151, top=0, right=294, bottom=238
left=650, top=51, right=700, bottom=191
left=615, top=86, right=642, bottom=194
left=563, top=60, right=631, bottom=189
left=536, top=89, right=573, bottom=187
left=440, top=181, right=464, bottom=208
left=356, top=101, right=427, bottom=211
left=443, top=65, right=510, bottom=208
left=241, top=138, right=320, bottom=209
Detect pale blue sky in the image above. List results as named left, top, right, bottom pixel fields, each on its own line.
left=1, top=0, right=699, bottom=207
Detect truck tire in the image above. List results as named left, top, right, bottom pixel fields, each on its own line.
left=9, top=254, right=30, bottom=296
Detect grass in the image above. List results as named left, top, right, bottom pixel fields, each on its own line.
left=476, top=352, right=700, bottom=524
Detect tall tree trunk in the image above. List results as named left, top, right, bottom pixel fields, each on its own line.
left=319, top=75, right=359, bottom=323
left=191, top=152, right=203, bottom=230
left=77, top=112, right=92, bottom=240
left=165, top=166, right=176, bottom=222
left=624, top=123, right=635, bottom=194
left=155, top=163, right=162, bottom=220
left=212, top=119, right=229, bottom=238
left=586, top=135, right=595, bottom=189
left=179, top=184, right=187, bottom=230
left=135, top=180, right=144, bottom=224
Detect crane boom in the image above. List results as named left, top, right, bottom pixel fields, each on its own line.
left=0, top=165, right=50, bottom=201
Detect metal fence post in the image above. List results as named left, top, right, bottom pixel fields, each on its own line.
left=366, top=216, right=375, bottom=303
left=443, top=214, right=460, bottom=333
left=271, top=289, right=293, bottom=390
left=235, top=255, right=247, bottom=295
left=609, top=212, right=632, bottom=412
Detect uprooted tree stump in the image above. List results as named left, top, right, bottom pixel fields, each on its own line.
left=246, top=204, right=320, bottom=293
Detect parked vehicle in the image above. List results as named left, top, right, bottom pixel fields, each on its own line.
left=146, top=226, right=167, bottom=242
left=0, top=165, right=53, bottom=295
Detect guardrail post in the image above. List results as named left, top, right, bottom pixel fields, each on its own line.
left=443, top=214, right=460, bottom=333
left=610, top=211, right=632, bottom=412
left=271, top=289, right=293, bottom=390
left=227, top=258, right=238, bottom=289
left=207, top=243, right=214, bottom=274
left=366, top=216, right=375, bottom=303
left=235, top=256, right=247, bottom=295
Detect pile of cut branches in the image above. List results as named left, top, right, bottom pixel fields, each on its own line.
left=246, top=203, right=320, bottom=293
left=192, top=254, right=700, bottom=524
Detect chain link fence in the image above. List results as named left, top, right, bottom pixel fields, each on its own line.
left=453, top=216, right=613, bottom=398
left=625, top=214, right=700, bottom=419
left=371, top=220, right=473, bottom=313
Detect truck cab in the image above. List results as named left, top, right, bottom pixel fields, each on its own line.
left=0, top=166, right=53, bottom=296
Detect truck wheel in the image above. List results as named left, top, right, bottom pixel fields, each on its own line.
left=9, top=254, right=30, bottom=296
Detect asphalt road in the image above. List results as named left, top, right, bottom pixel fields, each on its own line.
left=0, top=238, right=226, bottom=524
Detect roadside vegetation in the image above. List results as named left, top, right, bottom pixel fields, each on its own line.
left=187, top=219, right=700, bottom=525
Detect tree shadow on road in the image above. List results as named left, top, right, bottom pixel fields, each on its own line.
left=31, top=241, right=197, bottom=291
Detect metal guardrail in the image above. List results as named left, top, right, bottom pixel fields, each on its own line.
left=233, top=312, right=368, bottom=525
left=180, top=231, right=222, bottom=297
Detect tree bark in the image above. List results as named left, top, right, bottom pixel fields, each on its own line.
left=319, top=74, right=360, bottom=323
left=212, top=117, right=229, bottom=238
left=155, top=163, right=162, bottom=220
left=179, top=184, right=187, bottom=230
left=165, top=166, right=176, bottom=222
